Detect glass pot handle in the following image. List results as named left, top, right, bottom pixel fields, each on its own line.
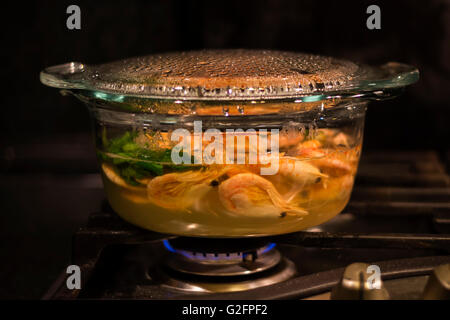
left=359, top=62, right=419, bottom=90
left=40, top=62, right=87, bottom=90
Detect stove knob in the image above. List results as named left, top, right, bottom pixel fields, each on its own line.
left=331, top=263, right=390, bottom=300
left=422, top=263, right=450, bottom=300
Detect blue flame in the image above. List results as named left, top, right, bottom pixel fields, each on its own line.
left=163, top=239, right=176, bottom=252
left=163, top=240, right=276, bottom=260
left=261, top=242, right=276, bottom=254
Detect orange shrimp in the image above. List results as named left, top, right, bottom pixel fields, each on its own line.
left=218, top=173, right=308, bottom=218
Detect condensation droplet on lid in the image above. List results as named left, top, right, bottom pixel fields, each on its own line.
left=75, top=50, right=375, bottom=100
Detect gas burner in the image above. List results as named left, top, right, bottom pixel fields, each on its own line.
left=163, top=238, right=278, bottom=276
left=159, top=238, right=297, bottom=293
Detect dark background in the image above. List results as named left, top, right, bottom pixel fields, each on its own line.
left=1, top=0, right=449, bottom=299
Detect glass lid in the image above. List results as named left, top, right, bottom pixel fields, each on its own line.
left=40, top=49, right=419, bottom=103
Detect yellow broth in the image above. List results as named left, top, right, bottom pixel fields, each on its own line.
left=98, top=127, right=362, bottom=237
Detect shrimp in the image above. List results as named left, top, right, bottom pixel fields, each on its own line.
left=300, top=139, right=322, bottom=150
left=259, top=154, right=327, bottom=185
left=312, top=147, right=360, bottom=177
left=294, top=139, right=324, bottom=159
left=278, top=157, right=327, bottom=184
left=218, top=173, right=308, bottom=218
left=262, top=156, right=327, bottom=202
left=294, top=139, right=355, bottom=176
left=314, top=156, right=353, bottom=176
left=146, top=167, right=227, bottom=210
left=332, top=132, right=350, bottom=147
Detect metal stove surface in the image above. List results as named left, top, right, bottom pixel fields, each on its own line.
left=43, top=151, right=450, bottom=300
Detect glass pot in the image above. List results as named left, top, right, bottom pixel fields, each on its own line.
left=40, top=50, right=418, bottom=237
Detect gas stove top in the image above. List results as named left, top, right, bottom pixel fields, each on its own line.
left=43, top=151, right=450, bottom=300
